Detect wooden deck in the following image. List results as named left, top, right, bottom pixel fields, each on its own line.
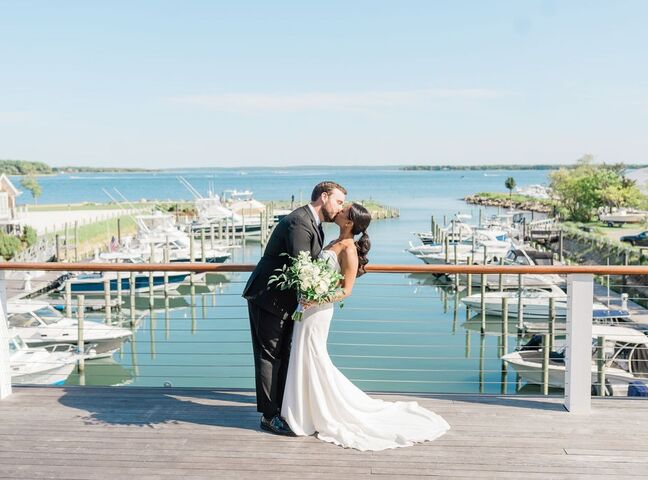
left=1, top=387, right=648, bottom=479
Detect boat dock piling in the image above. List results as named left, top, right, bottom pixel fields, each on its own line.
left=129, top=272, right=136, bottom=327
left=480, top=271, right=486, bottom=334
left=517, top=274, right=524, bottom=333
left=542, top=333, right=550, bottom=395
left=501, top=296, right=509, bottom=343
left=103, top=278, right=111, bottom=324
left=548, top=297, right=556, bottom=349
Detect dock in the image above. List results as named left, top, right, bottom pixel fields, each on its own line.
left=2, top=387, right=647, bottom=479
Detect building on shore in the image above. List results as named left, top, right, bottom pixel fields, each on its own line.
left=0, top=174, right=22, bottom=234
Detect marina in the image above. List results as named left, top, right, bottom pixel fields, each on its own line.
left=0, top=167, right=647, bottom=396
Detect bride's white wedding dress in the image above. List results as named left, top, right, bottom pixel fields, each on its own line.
left=281, top=249, right=450, bottom=451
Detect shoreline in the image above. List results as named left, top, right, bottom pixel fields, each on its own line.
left=464, top=192, right=552, bottom=213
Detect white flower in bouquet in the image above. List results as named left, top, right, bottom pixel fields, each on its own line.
left=269, top=250, right=344, bottom=321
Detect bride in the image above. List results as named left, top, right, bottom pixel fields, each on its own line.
left=281, top=203, right=450, bottom=451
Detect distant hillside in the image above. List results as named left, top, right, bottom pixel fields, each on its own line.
left=401, top=163, right=648, bottom=171
left=53, top=166, right=157, bottom=173
left=0, top=159, right=156, bottom=174
left=0, top=160, right=53, bottom=175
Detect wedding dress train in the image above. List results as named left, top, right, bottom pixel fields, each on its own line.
left=281, top=249, right=450, bottom=451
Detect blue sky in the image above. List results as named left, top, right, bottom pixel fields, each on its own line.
left=1, top=1, right=647, bottom=168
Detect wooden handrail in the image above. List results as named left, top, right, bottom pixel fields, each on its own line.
left=0, top=262, right=647, bottom=275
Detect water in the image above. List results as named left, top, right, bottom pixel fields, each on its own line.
left=29, top=167, right=554, bottom=393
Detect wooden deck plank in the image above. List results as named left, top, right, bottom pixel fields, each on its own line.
left=1, top=387, right=647, bottom=478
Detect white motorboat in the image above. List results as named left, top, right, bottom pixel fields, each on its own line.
left=127, top=212, right=232, bottom=260
left=7, top=301, right=132, bottom=357
left=119, top=216, right=232, bottom=263
left=190, top=195, right=266, bottom=236
left=502, top=325, right=648, bottom=396
left=9, top=332, right=78, bottom=385
left=514, top=184, right=551, bottom=200
left=408, top=229, right=513, bottom=265
left=415, top=217, right=474, bottom=246
left=461, top=285, right=610, bottom=319
left=458, top=248, right=565, bottom=290
left=599, top=209, right=648, bottom=227
left=523, top=308, right=638, bottom=334
left=407, top=241, right=473, bottom=257
left=179, top=181, right=288, bottom=237
left=481, top=211, right=527, bottom=241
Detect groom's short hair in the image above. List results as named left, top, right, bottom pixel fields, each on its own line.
left=311, top=181, right=347, bottom=201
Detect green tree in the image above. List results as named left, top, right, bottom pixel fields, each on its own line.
left=21, top=225, right=37, bottom=248
left=0, top=232, right=22, bottom=259
left=0, top=159, right=52, bottom=175
left=549, top=155, right=646, bottom=221
left=504, top=177, right=516, bottom=199
left=20, top=174, right=42, bottom=204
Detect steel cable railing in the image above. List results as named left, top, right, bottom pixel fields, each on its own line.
left=1, top=262, right=648, bottom=411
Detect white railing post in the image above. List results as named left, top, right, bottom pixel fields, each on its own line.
left=0, top=267, right=11, bottom=399
left=564, top=273, right=593, bottom=414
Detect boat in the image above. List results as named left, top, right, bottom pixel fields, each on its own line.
left=514, top=184, right=551, bottom=200
left=63, top=267, right=190, bottom=294
left=177, top=178, right=287, bottom=237
left=7, top=301, right=132, bottom=357
left=189, top=194, right=267, bottom=237
left=63, top=269, right=190, bottom=294
left=63, top=250, right=191, bottom=294
left=599, top=209, right=648, bottom=227
left=415, top=217, right=474, bottom=246
left=523, top=308, right=641, bottom=334
left=124, top=212, right=232, bottom=262
left=502, top=325, right=648, bottom=396
left=408, top=229, right=513, bottom=265
left=457, top=248, right=565, bottom=290
left=460, top=285, right=612, bottom=319
left=9, top=331, right=78, bottom=385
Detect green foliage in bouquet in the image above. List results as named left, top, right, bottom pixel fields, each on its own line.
left=269, top=251, right=344, bottom=321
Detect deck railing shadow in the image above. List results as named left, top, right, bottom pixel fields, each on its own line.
left=57, top=386, right=260, bottom=430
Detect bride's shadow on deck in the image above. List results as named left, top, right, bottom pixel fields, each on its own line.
left=58, top=387, right=264, bottom=430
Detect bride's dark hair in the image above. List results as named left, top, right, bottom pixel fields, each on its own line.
left=347, top=203, right=372, bottom=277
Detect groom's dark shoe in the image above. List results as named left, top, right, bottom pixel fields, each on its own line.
left=260, top=415, right=296, bottom=436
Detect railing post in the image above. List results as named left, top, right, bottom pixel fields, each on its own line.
left=0, top=267, right=11, bottom=399
left=103, top=277, right=111, bottom=324
left=542, top=334, right=550, bottom=395
left=564, top=273, right=593, bottom=414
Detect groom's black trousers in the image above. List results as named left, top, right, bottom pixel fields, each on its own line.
left=247, top=301, right=295, bottom=417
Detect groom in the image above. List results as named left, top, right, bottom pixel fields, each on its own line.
left=243, top=181, right=347, bottom=435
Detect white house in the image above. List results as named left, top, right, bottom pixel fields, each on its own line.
left=0, top=174, right=22, bottom=233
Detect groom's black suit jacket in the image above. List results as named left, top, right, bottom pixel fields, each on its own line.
left=242, top=205, right=324, bottom=320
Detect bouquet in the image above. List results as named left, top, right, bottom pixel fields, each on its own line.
left=269, top=251, right=344, bottom=321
